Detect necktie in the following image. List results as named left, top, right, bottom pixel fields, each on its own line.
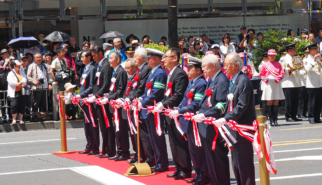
left=207, top=78, right=212, bottom=89
left=229, top=81, right=233, bottom=93
left=112, top=70, right=115, bottom=77
left=137, top=68, right=140, bottom=75
left=82, top=67, right=86, bottom=74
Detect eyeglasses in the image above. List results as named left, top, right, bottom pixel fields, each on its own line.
left=124, top=67, right=131, bottom=70
left=163, top=55, right=175, bottom=59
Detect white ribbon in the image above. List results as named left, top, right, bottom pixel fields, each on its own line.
left=114, top=108, right=119, bottom=132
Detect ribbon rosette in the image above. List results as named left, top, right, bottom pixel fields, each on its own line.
left=132, top=99, right=140, bottom=127
left=125, top=81, right=132, bottom=96
left=95, top=98, right=110, bottom=128
left=123, top=100, right=137, bottom=135
left=205, top=89, right=213, bottom=107
left=83, top=98, right=97, bottom=127
left=109, top=77, right=116, bottom=91
left=183, top=112, right=201, bottom=146
left=227, top=93, right=234, bottom=111
left=165, top=82, right=173, bottom=97
left=186, top=92, right=194, bottom=105
left=56, top=94, right=70, bottom=120
left=96, top=72, right=101, bottom=85
left=132, top=75, right=139, bottom=89
left=71, top=97, right=90, bottom=123
left=146, top=82, right=152, bottom=96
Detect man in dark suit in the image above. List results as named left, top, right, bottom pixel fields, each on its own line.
left=214, top=53, right=256, bottom=185
left=107, top=51, right=129, bottom=161
left=153, top=48, right=190, bottom=178
left=169, top=56, right=207, bottom=183
left=139, top=48, right=168, bottom=172
left=88, top=46, right=114, bottom=157
left=75, top=41, right=90, bottom=79
left=193, top=55, right=230, bottom=185
left=76, top=50, right=98, bottom=154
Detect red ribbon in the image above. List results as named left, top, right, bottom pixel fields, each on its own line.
left=147, top=101, right=162, bottom=136
left=95, top=99, right=110, bottom=128
left=183, top=112, right=201, bottom=147
left=165, top=82, right=173, bottom=97
left=132, top=99, right=139, bottom=127
left=125, top=81, right=132, bottom=96
left=56, top=94, right=69, bottom=120
left=186, top=92, right=193, bottom=105
left=110, top=100, right=120, bottom=131
left=165, top=109, right=186, bottom=140
left=83, top=98, right=97, bottom=127
left=71, top=97, right=90, bottom=123
left=204, top=117, right=219, bottom=150
left=205, top=89, right=212, bottom=107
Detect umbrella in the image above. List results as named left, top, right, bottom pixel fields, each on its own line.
left=99, top=31, right=124, bottom=39
left=44, top=31, right=71, bottom=42
left=8, top=36, right=40, bottom=49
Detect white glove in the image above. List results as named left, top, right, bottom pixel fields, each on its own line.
left=138, top=102, right=143, bottom=110
left=169, top=110, right=179, bottom=119
left=125, top=98, right=130, bottom=102
left=138, top=97, right=143, bottom=102
left=192, top=113, right=206, bottom=123
left=101, top=98, right=109, bottom=104
left=268, top=75, right=275, bottom=81
left=116, top=98, right=124, bottom=108
left=88, top=96, right=96, bottom=103
left=76, top=95, right=81, bottom=99
left=213, top=118, right=227, bottom=128
left=153, top=103, right=164, bottom=113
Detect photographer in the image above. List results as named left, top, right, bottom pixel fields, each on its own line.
left=27, top=53, right=52, bottom=112
left=51, top=47, right=70, bottom=91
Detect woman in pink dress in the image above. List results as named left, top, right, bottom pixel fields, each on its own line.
left=260, top=49, right=285, bottom=126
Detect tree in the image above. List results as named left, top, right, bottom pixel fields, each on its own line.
left=168, top=0, right=178, bottom=48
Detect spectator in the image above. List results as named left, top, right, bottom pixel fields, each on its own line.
left=20, top=55, right=31, bottom=119
left=75, top=41, right=90, bottom=78
left=201, top=34, right=215, bottom=48
left=209, top=44, right=220, bottom=55
left=126, top=34, right=136, bottom=47
left=287, top=29, right=295, bottom=37
left=51, top=47, right=69, bottom=91
left=219, top=33, right=236, bottom=59
left=7, top=61, right=27, bottom=125
left=301, top=29, right=309, bottom=40
left=158, top=40, right=166, bottom=46
left=178, top=36, right=187, bottom=54
left=314, top=28, right=322, bottom=46
left=25, top=53, right=33, bottom=65
left=131, top=40, right=140, bottom=50
left=44, top=51, right=53, bottom=67
left=188, top=44, right=195, bottom=56
left=64, top=82, right=77, bottom=120
left=193, top=41, right=204, bottom=55
left=68, top=37, right=80, bottom=59
left=237, top=26, right=247, bottom=50
left=149, top=39, right=152, bottom=44
left=103, top=43, right=113, bottom=58
left=107, top=38, right=127, bottom=62
left=51, top=42, right=60, bottom=57
left=247, top=28, right=257, bottom=51
left=0, top=49, right=13, bottom=122
left=187, top=36, right=195, bottom=45
left=257, top=32, right=264, bottom=41
left=308, top=33, right=315, bottom=43
left=63, top=48, right=78, bottom=82
left=90, top=41, right=96, bottom=49
left=24, top=46, right=41, bottom=55
left=161, top=36, right=168, bottom=46
left=141, top=35, right=150, bottom=47
left=27, top=53, right=53, bottom=112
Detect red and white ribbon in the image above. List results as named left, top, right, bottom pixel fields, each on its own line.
left=164, top=109, right=186, bottom=140
left=71, top=97, right=90, bottom=123
left=82, top=97, right=97, bottom=127
left=205, top=89, right=212, bottom=107
left=227, top=93, right=234, bottom=111
left=165, top=82, right=173, bottom=97
left=132, top=99, right=140, bottom=127
left=263, top=128, right=277, bottom=174
left=147, top=101, right=162, bottom=136
left=124, top=100, right=137, bottom=135
left=186, top=92, right=193, bottom=105
left=109, top=77, right=116, bottom=91
left=184, top=112, right=202, bottom=147
left=80, top=74, right=87, bottom=86
left=56, top=94, right=69, bottom=120
left=110, top=100, right=120, bottom=131
left=132, top=75, right=139, bottom=89
left=146, top=82, right=152, bottom=96
left=96, top=72, right=100, bottom=85
left=125, top=81, right=132, bottom=96
left=95, top=99, right=110, bottom=128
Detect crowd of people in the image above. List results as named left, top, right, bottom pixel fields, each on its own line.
left=1, top=25, right=322, bottom=184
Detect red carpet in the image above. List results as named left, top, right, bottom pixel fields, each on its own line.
left=55, top=151, right=195, bottom=185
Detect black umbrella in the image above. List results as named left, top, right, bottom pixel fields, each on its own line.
left=8, top=36, right=40, bottom=49
left=99, top=31, right=124, bottom=39
left=44, top=31, right=71, bottom=42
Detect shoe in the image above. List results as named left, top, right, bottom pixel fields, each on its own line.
left=19, top=120, right=25, bottom=124
left=309, top=120, right=316, bottom=124
left=267, top=106, right=274, bottom=126
left=108, top=154, right=120, bottom=160
left=99, top=154, right=110, bottom=158
left=167, top=168, right=180, bottom=178
left=114, top=155, right=130, bottom=161
left=192, top=178, right=210, bottom=185
left=186, top=173, right=200, bottom=183
left=286, top=118, right=295, bottom=122
left=273, top=105, right=279, bottom=126
left=292, top=117, right=302, bottom=121
left=153, top=166, right=169, bottom=173
left=128, top=157, right=138, bottom=164
left=87, top=151, right=99, bottom=155
left=298, top=115, right=303, bottom=118
left=174, top=171, right=191, bottom=180
left=78, top=150, right=91, bottom=154
left=145, top=159, right=155, bottom=167
left=11, top=120, right=17, bottom=125
left=314, top=120, right=322, bottom=123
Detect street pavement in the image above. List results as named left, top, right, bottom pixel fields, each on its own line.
left=0, top=116, right=321, bottom=185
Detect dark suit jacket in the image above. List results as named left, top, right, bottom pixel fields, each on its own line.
left=224, top=72, right=256, bottom=143
left=122, top=74, right=134, bottom=119
left=79, top=63, right=96, bottom=98
left=131, top=62, right=151, bottom=100
left=75, top=51, right=85, bottom=77
left=108, top=65, right=127, bottom=113
left=92, top=58, right=113, bottom=98
left=198, top=71, right=230, bottom=139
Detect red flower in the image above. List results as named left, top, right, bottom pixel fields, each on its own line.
left=205, top=89, right=212, bottom=96
left=134, top=75, right=139, bottom=81
left=167, top=82, right=173, bottom=88
left=127, top=81, right=132, bottom=87
left=146, top=82, right=152, bottom=89
left=187, top=92, right=194, bottom=99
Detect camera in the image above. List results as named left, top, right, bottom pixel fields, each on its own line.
left=245, top=33, right=251, bottom=40
left=38, top=78, right=44, bottom=85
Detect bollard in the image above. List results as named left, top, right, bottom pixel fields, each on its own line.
left=53, top=91, right=75, bottom=154
left=52, top=82, right=59, bottom=121
left=257, top=116, right=270, bottom=185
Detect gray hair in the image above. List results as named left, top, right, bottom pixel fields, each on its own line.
left=110, top=51, right=121, bottom=63
left=202, top=54, right=220, bottom=69
left=125, top=58, right=136, bottom=67
left=113, top=38, right=121, bottom=43
left=135, top=48, right=147, bottom=58
left=226, top=53, right=243, bottom=71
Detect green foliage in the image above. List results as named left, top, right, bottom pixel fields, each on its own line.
left=194, top=55, right=205, bottom=59
left=143, top=43, right=169, bottom=53
left=252, top=29, right=312, bottom=69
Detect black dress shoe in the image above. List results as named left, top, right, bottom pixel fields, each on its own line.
left=153, top=166, right=169, bottom=173
left=108, top=154, right=120, bottom=160
left=128, top=157, right=138, bottom=164
left=95, top=154, right=102, bottom=157
left=193, top=178, right=210, bottom=185
left=114, top=155, right=130, bottom=161
left=78, top=150, right=91, bottom=154
left=99, top=154, right=110, bottom=158
left=309, top=120, right=316, bottom=124
left=298, top=115, right=303, bottom=118
left=292, top=117, right=302, bottom=121
left=286, top=118, right=295, bottom=122
left=145, top=159, right=155, bottom=167
left=87, top=151, right=99, bottom=155
left=174, top=171, right=191, bottom=180
left=167, top=168, right=180, bottom=178
left=186, top=174, right=200, bottom=183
